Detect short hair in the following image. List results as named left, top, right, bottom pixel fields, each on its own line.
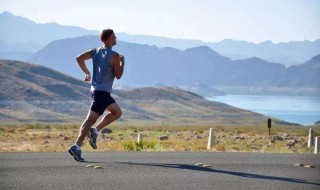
left=100, top=29, right=114, bottom=42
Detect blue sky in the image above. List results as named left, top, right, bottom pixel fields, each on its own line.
left=0, top=0, right=319, bottom=43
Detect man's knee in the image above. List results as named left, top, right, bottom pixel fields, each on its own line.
left=107, top=104, right=122, bottom=119
left=113, top=108, right=122, bottom=119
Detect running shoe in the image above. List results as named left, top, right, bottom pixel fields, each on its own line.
left=68, top=145, right=84, bottom=162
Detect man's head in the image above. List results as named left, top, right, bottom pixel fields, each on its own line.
left=100, top=29, right=116, bottom=46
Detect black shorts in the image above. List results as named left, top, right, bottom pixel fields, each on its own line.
left=90, top=91, right=116, bottom=115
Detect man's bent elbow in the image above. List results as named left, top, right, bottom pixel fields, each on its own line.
left=115, top=73, right=123, bottom=79
left=76, top=56, right=81, bottom=63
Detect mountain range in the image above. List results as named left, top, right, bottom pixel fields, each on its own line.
left=0, top=59, right=277, bottom=126
left=1, top=11, right=320, bottom=67
left=117, top=33, right=320, bottom=66
left=26, top=35, right=320, bottom=95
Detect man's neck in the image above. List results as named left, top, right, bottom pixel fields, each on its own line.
left=103, top=44, right=112, bottom=49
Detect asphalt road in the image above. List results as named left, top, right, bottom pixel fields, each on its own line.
left=0, top=152, right=319, bottom=190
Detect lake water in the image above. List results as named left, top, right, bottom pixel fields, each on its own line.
left=206, top=95, right=320, bottom=126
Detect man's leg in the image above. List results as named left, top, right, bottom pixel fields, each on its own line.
left=75, top=110, right=100, bottom=146
left=95, top=103, right=122, bottom=132
left=69, top=110, right=100, bottom=161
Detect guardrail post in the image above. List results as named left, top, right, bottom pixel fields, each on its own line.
left=308, top=128, right=314, bottom=148
left=314, top=136, right=320, bottom=154
left=207, top=128, right=215, bottom=150
left=137, top=133, right=143, bottom=144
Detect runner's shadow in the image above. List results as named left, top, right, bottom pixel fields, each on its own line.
left=115, top=162, right=320, bottom=186
left=81, top=160, right=111, bottom=164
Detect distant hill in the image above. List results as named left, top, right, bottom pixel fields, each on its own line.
left=0, top=51, right=32, bottom=62
left=275, top=54, right=320, bottom=88
left=179, top=83, right=225, bottom=97
left=27, top=36, right=320, bottom=94
left=0, top=11, right=98, bottom=52
left=28, top=35, right=100, bottom=78
left=115, top=86, right=270, bottom=126
left=0, top=39, right=42, bottom=53
left=117, top=32, right=205, bottom=51
left=0, top=60, right=276, bottom=126
left=118, top=33, right=320, bottom=66
left=209, top=39, right=320, bottom=66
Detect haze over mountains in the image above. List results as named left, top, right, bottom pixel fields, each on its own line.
left=1, top=11, right=320, bottom=66
left=0, top=11, right=98, bottom=52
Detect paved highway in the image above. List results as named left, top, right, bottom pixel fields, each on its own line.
left=1, top=152, right=319, bottom=190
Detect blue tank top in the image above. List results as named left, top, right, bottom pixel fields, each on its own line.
left=90, top=47, right=115, bottom=93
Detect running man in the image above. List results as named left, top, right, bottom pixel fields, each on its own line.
left=68, top=29, right=125, bottom=161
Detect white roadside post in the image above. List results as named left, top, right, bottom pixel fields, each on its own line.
left=315, top=136, right=320, bottom=154
left=308, top=128, right=314, bottom=148
left=137, top=133, right=143, bottom=144
left=207, top=128, right=215, bottom=150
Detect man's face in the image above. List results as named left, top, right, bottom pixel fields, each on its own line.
left=110, top=33, right=117, bottom=45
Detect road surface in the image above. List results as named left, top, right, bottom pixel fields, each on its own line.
left=1, top=152, right=319, bottom=190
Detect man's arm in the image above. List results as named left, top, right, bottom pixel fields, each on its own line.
left=76, top=50, right=92, bottom=82
left=113, top=53, right=125, bottom=79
